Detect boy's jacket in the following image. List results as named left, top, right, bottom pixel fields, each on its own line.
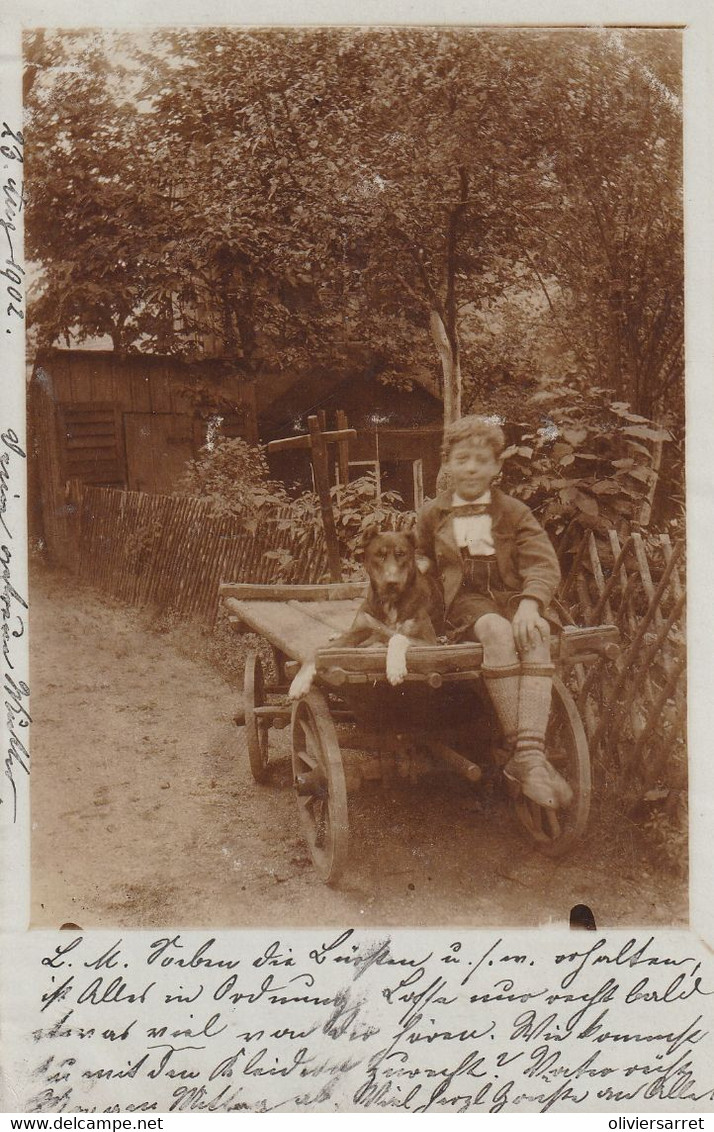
left=415, top=486, right=561, bottom=615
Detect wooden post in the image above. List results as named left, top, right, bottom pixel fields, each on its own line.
left=266, top=413, right=356, bottom=584
left=335, top=409, right=350, bottom=489
left=413, top=458, right=424, bottom=510
left=308, top=415, right=342, bottom=582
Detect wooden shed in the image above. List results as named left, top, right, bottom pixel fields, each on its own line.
left=30, top=345, right=446, bottom=565
left=29, top=347, right=257, bottom=563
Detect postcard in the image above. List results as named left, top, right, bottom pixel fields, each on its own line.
left=1, top=0, right=713, bottom=1115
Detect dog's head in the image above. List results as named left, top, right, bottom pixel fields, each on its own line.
left=362, top=529, right=417, bottom=602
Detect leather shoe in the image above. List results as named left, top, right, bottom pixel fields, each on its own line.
left=504, top=753, right=573, bottom=810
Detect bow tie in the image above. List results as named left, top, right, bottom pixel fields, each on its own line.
left=451, top=502, right=491, bottom=518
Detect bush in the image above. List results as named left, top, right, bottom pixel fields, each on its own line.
left=178, top=436, right=411, bottom=576
left=178, top=436, right=290, bottom=520
left=498, top=383, right=674, bottom=548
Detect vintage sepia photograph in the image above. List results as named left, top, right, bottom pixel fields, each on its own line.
left=23, top=25, right=687, bottom=931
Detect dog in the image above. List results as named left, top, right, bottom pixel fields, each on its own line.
left=288, top=529, right=440, bottom=699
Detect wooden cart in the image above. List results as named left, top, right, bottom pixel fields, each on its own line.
left=220, top=581, right=619, bottom=886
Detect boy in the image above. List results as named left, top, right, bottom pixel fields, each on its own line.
left=416, top=415, right=572, bottom=811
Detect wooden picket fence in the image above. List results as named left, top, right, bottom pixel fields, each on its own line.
left=559, top=528, right=686, bottom=794
left=76, top=484, right=328, bottom=624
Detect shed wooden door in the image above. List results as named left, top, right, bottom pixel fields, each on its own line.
left=124, top=413, right=194, bottom=494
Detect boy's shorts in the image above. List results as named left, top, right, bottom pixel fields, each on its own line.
left=444, top=553, right=560, bottom=641
left=446, top=554, right=513, bottom=640
left=447, top=595, right=561, bottom=643
left=447, top=591, right=511, bottom=640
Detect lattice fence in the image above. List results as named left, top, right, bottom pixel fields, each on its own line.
left=559, top=528, right=686, bottom=794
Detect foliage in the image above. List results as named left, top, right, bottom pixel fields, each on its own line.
left=24, top=31, right=179, bottom=354
left=498, top=384, right=673, bottom=545
left=177, top=437, right=289, bottom=525
left=641, top=803, right=688, bottom=878
left=510, top=30, right=683, bottom=421
left=24, top=27, right=683, bottom=426
left=175, top=436, right=408, bottom=579
left=287, top=475, right=410, bottom=572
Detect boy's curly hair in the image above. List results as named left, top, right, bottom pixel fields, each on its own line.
left=441, top=415, right=506, bottom=461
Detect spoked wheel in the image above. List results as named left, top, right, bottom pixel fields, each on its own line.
left=512, top=675, right=591, bottom=857
left=291, top=690, right=349, bottom=885
left=243, top=651, right=270, bottom=783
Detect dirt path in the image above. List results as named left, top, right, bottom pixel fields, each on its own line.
left=30, top=566, right=687, bottom=930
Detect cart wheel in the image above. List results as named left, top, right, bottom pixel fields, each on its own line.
left=244, top=652, right=270, bottom=783
left=512, top=675, right=591, bottom=857
left=291, top=690, right=349, bottom=885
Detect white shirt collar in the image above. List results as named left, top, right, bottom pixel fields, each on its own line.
left=452, top=490, right=492, bottom=508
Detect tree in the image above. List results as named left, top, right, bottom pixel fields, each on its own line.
left=25, top=27, right=683, bottom=427
left=295, top=28, right=522, bottom=423
left=137, top=27, right=535, bottom=417
left=505, top=29, right=683, bottom=420
left=24, top=31, right=153, bottom=353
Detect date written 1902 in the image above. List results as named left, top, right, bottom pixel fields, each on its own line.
left=1, top=122, right=25, bottom=328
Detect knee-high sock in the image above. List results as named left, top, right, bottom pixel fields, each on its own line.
left=514, top=662, right=555, bottom=763
left=482, top=664, right=521, bottom=751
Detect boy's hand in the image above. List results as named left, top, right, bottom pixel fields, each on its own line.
left=415, top=553, right=434, bottom=575
left=512, top=598, right=548, bottom=654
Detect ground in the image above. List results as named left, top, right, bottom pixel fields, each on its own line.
left=30, top=565, right=687, bottom=930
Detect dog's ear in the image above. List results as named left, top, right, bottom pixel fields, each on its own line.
left=361, top=525, right=381, bottom=554
left=401, top=526, right=417, bottom=547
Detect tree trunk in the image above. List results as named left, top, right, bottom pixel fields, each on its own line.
left=110, top=322, right=128, bottom=359
left=430, top=309, right=461, bottom=424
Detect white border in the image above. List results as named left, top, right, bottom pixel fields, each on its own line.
left=1, top=0, right=712, bottom=1114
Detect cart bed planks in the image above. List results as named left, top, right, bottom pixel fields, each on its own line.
left=223, top=590, right=619, bottom=671
left=223, top=596, right=362, bottom=661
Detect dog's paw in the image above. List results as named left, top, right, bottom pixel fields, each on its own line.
left=289, top=662, right=316, bottom=700
left=386, top=634, right=409, bottom=686
left=387, top=662, right=408, bottom=686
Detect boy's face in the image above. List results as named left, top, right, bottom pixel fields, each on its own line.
left=444, top=438, right=502, bottom=500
